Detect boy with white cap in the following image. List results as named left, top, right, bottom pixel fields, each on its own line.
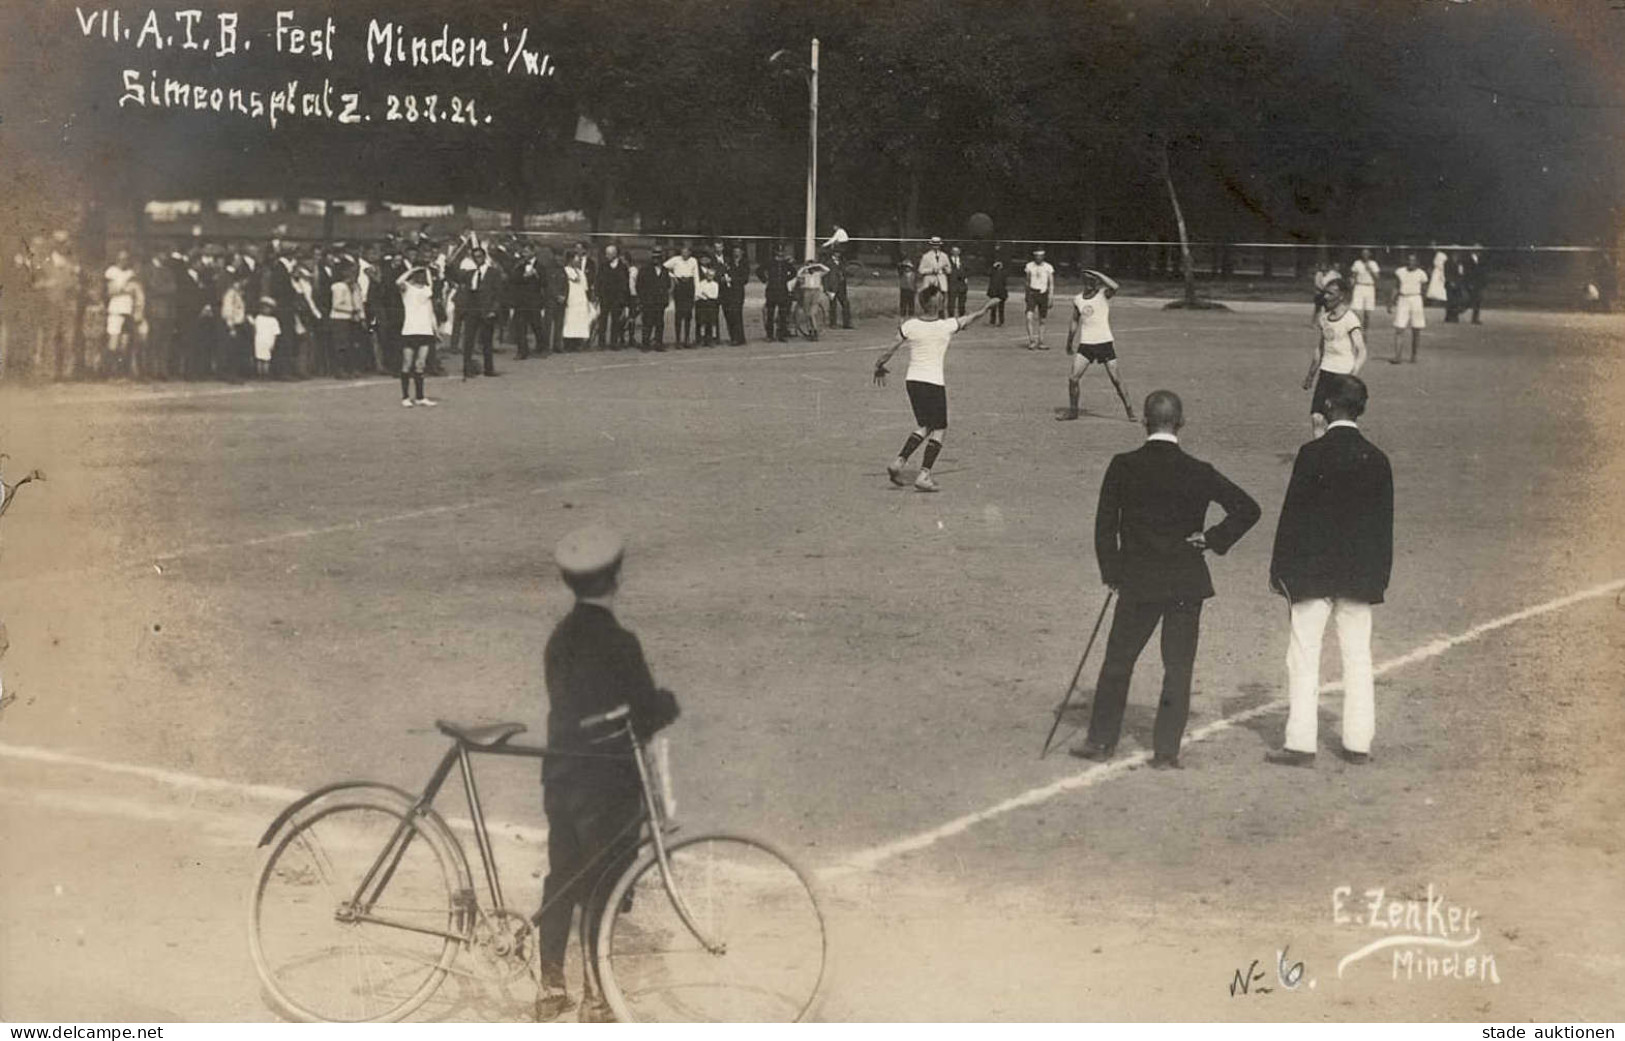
left=534, top=526, right=679, bottom=1021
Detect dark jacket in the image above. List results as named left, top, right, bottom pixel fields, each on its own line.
left=595, top=258, right=632, bottom=306
left=455, top=261, right=507, bottom=317
left=510, top=256, right=546, bottom=309
left=636, top=263, right=671, bottom=306
left=1269, top=425, right=1394, bottom=605
left=987, top=260, right=1008, bottom=299
left=1095, top=439, right=1261, bottom=602
left=543, top=602, right=679, bottom=789
left=720, top=257, right=751, bottom=302
left=759, top=258, right=797, bottom=302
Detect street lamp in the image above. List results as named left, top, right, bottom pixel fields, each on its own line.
left=769, top=39, right=819, bottom=263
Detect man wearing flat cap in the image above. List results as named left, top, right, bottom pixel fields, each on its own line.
left=534, top=526, right=679, bottom=1020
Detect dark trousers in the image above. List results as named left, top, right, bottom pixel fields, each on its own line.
left=898, top=289, right=915, bottom=317
left=601, top=301, right=628, bottom=347
left=536, top=783, right=642, bottom=978
left=672, top=282, right=695, bottom=345
left=949, top=286, right=968, bottom=317
left=989, top=296, right=1006, bottom=325
left=512, top=307, right=548, bottom=357
left=830, top=286, right=852, bottom=328
left=1086, top=597, right=1204, bottom=760
left=640, top=302, right=666, bottom=347
left=461, top=312, right=496, bottom=374
left=764, top=297, right=791, bottom=340
left=695, top=300, right=720, bottom=345
left=722, top=296, right=745, bottom=344
left=1466, top=287, right=1483, bottom=323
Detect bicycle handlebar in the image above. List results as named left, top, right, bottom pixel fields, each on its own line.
left=580, top=704, right=631, bottom=731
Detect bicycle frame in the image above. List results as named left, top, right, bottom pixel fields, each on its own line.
left=279, top=722, right=725, bottom=956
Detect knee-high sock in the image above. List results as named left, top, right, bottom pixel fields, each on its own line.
left=921, top=439, right=942, bottom=472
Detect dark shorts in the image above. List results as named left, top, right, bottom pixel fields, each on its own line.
left=1311, top=370, right=1355, bottom=416
left=1025, top=288, right=1050, bottom=317
left=906, top=380, right=948, bottom=430
left=1078, top=340, right=1117, bottom=363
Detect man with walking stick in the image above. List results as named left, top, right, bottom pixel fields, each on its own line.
left=1069, top=390, right=1260, bottom=769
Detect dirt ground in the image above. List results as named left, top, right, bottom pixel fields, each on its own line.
left=1, top=290, right=1621, bottom=1021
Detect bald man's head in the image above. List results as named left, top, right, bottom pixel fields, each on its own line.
left=1143, top=390, right=1184, bottom=434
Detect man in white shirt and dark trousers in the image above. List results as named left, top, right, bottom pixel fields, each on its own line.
left=1303, top=277, right=1367, bottom=439
left=871, top=286, right=995, bottom=492
left=1266, top=375, right=1392, bottom=768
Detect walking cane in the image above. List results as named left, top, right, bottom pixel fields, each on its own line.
left=1040, top=589, right=1115, bottom=759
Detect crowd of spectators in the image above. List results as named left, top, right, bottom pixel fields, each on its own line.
left=1, top=230, right=863, bottom=384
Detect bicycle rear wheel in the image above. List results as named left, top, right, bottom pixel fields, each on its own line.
left=793, top=303, right=818, bottom=341
left=596, top=833, right=828, bottom=1022
left=249, top=797, right=468, bottom=1022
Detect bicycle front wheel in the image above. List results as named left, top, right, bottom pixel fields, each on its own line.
left=249, top=797, right=468, bottom=1022
left=597, top=833, right=828, bottom=1022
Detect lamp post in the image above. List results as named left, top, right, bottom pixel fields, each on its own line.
left=770, top=38, right=819, bottom=263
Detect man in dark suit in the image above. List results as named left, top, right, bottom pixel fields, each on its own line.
left=594, top=244, right=632, bottom=349
left=455, top=244, right=506, bottom=377
left=1266, top=376, right=1393, bottom=767
left=1072, top=390, right=1261, bottom=768
left=637, top=248, right=672, bottom=351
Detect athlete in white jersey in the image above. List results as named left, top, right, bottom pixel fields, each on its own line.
left=1349, top=249, right=1380, bottom=327
left=1302, top=277, right=1368, bottom=439
left=1387, top=251, right=1428, bottom=364
left=1058, top=269, right=1134, bottom=421
left=872, top=285, right=994, bottom=492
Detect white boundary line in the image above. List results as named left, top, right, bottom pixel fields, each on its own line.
left=3, top=578, right=1620, bottom=868
left=830, top=576, right=1625, bottom=875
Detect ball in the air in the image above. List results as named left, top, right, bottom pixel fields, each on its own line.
left=966, top=212, right=994, bottom=239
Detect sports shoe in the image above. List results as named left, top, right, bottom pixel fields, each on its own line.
left=578, top=997, right=616, bottom=1023
left=1265, top=747, right=1317, bottom=768
left=1149, top=755, right=1183, bottom=770
left=416, top=397, right=438, bottom=407
left=1337, top=748, right=1372, bottom=765
left=914, top=473, right=940, bottom=493
left=400, top=398, right=414, bottom=408
left=887, top=462, right=907, bottom=487
left=534, top=964, right=573, bottom=1021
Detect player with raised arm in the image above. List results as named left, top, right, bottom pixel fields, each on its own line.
left=1057, top=269, right=1135, bottom=422
left=872, top=287, right=995, bottom=492
left=1302, top=277, right=1367, bottom=439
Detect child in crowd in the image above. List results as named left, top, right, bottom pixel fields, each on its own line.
left=252, top=297, right=280, bottom=379
left=694, top=262, right=720, bottom=347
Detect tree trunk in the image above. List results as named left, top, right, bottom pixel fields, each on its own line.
left=1159, top=140, right=1197, bottom=305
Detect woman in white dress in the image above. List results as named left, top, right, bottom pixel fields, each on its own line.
left=1427, top=246, right=1449, bottom=304
left=561, top=249, right=591, bottom=351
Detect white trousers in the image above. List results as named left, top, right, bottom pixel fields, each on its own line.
left=1284, top=598, right=1375, bottom=754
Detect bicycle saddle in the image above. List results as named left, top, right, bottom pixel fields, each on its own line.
left=435, top=719, right=527, bottom=747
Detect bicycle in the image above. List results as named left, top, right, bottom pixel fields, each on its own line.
left=789, top=291, right=828, bottom=341
left=248, top=706, right=829, bottom=1023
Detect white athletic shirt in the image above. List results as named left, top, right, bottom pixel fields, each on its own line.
left=401, top=281, right=437, bottom=336
left=1025, top=261, right=1055, bottom=293
left=1072, top=289, right=1113, bottom=344
left=1351, top=259, right=1379, bottom=287
left=1318, top=309, right=1362, bottom=375
left=105, top=264, right=136, bottom=315
left=663, top=255, right=699, bottom=280
left=1394, top=267, right=1428, bottom=297
left=900, top=317, right=957, bottom=386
